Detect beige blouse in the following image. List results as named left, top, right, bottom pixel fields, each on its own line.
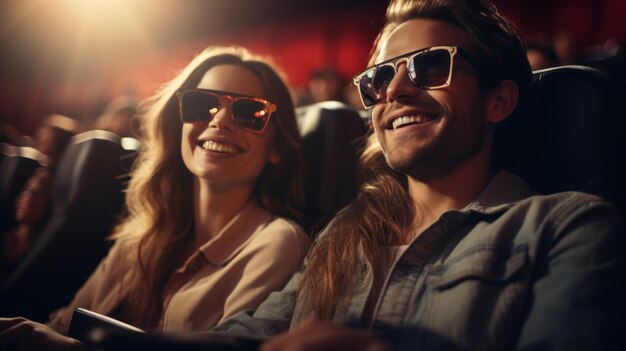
left=47, top=200, right=310, bottom=334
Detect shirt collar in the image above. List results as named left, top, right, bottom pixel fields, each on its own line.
left=463, top=170, right=530, bottom=215
left=194, top=199, right=273, bottom=267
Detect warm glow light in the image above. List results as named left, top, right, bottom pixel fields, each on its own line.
left=5, top=0, right=168, bottom=72
left=1, top=0, right=185, bottom=127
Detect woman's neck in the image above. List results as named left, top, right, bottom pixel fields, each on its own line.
left=192, top=180, right=254, bottom=248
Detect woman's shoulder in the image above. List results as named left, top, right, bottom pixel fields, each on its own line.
left=238, top=201, right=311, bottom=255
left=248, top=201, right=307, bottom=239
left=100, top=235, right=138, bottom=265
left=267, top=215, right=306, bottom=234
left=251, top=214, right=311, bottom=250
left=239, top=215, right=310, bottom=270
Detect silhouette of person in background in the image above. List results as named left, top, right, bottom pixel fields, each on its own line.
left=0, top=123, right=21, bottom=145
left=526, top=41, right=561, bottom=70
left=32, top=115, right=79, bottom=165
left=553, top=30, right=580, bottom=65
left=2, top=114, right=78, bottom=264
left=309, top=67, right=346, bottom=102
left=93, top=95, right=141, bottom=138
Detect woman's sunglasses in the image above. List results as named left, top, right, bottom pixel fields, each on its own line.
left=176, top=89, right=276, bottom=134
left=352, top=46, right=480, bottom=109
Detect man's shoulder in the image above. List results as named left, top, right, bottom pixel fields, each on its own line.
left=507, top=190, right=623, bottom=234
left=521, top=190, right=615, bottom=214
left=525, top=190, right=608, bottom=205
left=460, top=190, right=623, bottom=263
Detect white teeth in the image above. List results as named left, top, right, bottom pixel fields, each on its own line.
left=392, top=115, right=432, bottom=130
left=201, top=140, right=239, bottom=154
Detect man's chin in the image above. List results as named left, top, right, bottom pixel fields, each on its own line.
left=387, top=155, right=463, bottom=182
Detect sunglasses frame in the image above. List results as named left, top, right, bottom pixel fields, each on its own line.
left=176, top=88, right=277, bottom=134
left=352, top=45, right=480, bottom=109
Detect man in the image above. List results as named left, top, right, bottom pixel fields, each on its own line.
left=1, top=0, right=621, bottom=350
left=213, top=0, right=625, bottom=350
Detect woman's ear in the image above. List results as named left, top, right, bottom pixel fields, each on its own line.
left=486, top=80, right=519, bottom=123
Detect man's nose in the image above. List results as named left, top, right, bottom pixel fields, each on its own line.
left=385, top=64, right=420, bottom=104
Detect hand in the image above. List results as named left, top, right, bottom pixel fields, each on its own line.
left=260, top=317, right=389, bottom=351
left=0, top=317, right=84, bottom=351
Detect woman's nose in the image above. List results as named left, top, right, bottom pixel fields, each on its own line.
left=208, top=104, right=237, bottom=131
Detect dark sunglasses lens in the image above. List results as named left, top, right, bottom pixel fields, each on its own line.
left=181, top=92, right=219, bottom=123
left=409, top=49, right=451, bottom=87
left=232, top=99, right=269, bottom=131
left=372, top=65, right=395, bottom=99
left=358, top=65, right=395, bottom=108
left=357, top=70, right=377, bottom=108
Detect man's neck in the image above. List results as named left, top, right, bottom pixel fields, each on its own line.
left=406, top=151, right=492, bottom=238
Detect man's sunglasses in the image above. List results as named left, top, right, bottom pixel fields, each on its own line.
left=352, top=46, right=480, bottom=109
left=176, top=89, right=276, bottom=134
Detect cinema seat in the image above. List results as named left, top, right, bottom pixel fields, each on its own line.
left=493, top=65, right=626, bottom=216
left=0, top=130, right=140, bottom=321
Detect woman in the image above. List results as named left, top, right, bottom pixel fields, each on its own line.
left=0, top=46, right=310, bottom=349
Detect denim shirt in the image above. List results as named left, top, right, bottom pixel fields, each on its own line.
left=212, top=171, right=626, bottom=350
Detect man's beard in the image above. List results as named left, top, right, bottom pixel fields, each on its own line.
left=384, top=124, right=488, bottom=182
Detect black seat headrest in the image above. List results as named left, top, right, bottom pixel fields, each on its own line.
left=0, top=130, right=141, bottom=321
left=297, top=101, right=368, bottom=232
left=493, top=65, right=626, bottom=214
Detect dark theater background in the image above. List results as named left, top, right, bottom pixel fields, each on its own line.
left=1, top=0, right=626, bottom=136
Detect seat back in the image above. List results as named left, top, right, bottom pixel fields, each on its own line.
left=0, top=130, right=141, bottom=321
left=296, top=101, right=368, bottom=233
left=0, top=142, right=8, bottom=169
left=493, top=65, right=626, bottom=215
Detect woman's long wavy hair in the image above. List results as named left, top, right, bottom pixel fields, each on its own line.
left=110, top=46, right=305, bottom=328
left=295, top=0, right=531, bottom=321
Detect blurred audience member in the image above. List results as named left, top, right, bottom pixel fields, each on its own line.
left=93, top=95, right=140, bottom=138
left=553, top=30, right=580, bottom=65
left=0, top=123, right=21, bottom=145
left=343, top=82, right=366, bottom=111
left=527, top=41, right=561, bottom=70
left=3, top=114, right=78, bottom=264
left=33, top=115, right=79, bottom=164
left=306, top=67, right=347, bottom=104
left=3, top=167, right=53, bottom=263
